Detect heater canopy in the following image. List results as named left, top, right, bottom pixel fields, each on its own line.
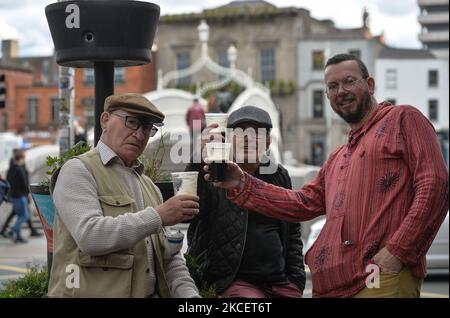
left=46, top=0, right=160, bottom=68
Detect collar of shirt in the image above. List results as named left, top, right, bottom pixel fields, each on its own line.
left=96, top=140, right=144, bottom=175
left=347, top=101, right=390, bottom=147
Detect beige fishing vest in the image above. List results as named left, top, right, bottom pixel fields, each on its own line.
left=47, top=149, right=171, bottom=298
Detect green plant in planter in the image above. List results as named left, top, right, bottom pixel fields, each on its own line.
left=0, top=264, right=48, bottom=298
left=39, top=141, right=91, bottom=192
left=141, top=131, right=174, bottom=202
left=184, top=253, right=219, bottom=298
left=142, top=131, right=171, bottom=182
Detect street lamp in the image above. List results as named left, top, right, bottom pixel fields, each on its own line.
left=227, top=45, right=237, bottom=69
left=46, top=0, right=160, bottom=146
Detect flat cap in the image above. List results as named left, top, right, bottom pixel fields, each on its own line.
left=104, top=93, right=165, bottom=123
left=227, top=105, right=272, bottom=129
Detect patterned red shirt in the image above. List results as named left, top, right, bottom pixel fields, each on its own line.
left=228, top=102, right=449, bottom=297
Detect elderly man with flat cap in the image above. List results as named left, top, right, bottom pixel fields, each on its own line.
left=186, top=106, right=306, bottom=298
left=49, top=93, right=200, bottom=298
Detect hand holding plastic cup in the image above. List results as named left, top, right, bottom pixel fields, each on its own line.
left=171, top=172, right=199, bottom=196
left=205, top=113, right=229, bottom=134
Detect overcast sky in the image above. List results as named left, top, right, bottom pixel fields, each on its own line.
left=0, top=0, right=422, bottom=57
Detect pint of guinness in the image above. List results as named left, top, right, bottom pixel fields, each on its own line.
left=205, top=142, right=231, bottom=182
left=208, top=161, right=228, bottom=182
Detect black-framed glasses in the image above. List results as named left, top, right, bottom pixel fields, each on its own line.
left=110, top=112, right=158, bottom=137
left=326, top=76, right=367, bottom=97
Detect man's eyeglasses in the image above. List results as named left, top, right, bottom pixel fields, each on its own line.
left=110, top=112, right=158, bottom=137
left=326, top=77, right=367, bottom=97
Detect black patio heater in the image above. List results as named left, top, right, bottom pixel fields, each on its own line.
left=45, top=0, right=160, bottom=145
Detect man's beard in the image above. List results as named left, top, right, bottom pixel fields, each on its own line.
left=336, top=91, right=371, bottom=124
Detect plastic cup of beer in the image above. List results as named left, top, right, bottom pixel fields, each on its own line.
left=171, top=172, right=199, bottom=196
left=205, top=113, right=229, bottom=134
left=205, top=142, right=231, bottom=182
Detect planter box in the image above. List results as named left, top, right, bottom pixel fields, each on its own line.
left=29, top=184, right=55, bottom=273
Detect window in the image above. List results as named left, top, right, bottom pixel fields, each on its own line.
left=218, top=51, right=230, bottom=80
left=176, top=52, right=191, bottom=86
left=386, top=69, right=397, bottom=89
left=27, top=97, right=39, bottom=125
left=53, top=68, right=59, bottom=84
left=81, top=97, right=94, bottom=107
left=218, top=51, right=230, bottom=68
left=115, top=67, right=125, bottom=85
left=42, top=60, right=50, bottom=84
left=310, top=133, right=326, bottom=166
left=1, top=113, right=7, bottom=131
left=429, top=99, right=438, bottom=121
left=81, top=98, right=95, bottom=130
left=260, top=48, right=275, bottom=82
left=313, top=90, right=324, bottom=118
left=84, top=105, right=95, bottom=129
left=428, top=70, right=438, bottom=87
left=312, top=51, right=325, bottom=70
left=51, top=97, right=59, bottom=123
left=348, top=49, right=361, bottom=59
left=84, top=69, right=94, bottom=86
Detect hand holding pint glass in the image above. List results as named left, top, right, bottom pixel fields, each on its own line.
left=202, top=113, right=231, bottom=182
left=205, top=142, right=231, bottom=182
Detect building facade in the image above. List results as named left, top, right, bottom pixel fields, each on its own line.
left=0, top=39, right=157, bottom=140
left=376, top=47, right=449, bottom=132
left=0, top=62, right=33, bottom=132
left=155, top=0, right=381, bottom=163
left=297, top=30, right=385, bottom=165
left=376, top=47, right=449, bottom=164
left=418, top=0, right=449, bottom=59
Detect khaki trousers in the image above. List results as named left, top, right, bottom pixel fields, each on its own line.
left=353, top=267, right=423, bottom=298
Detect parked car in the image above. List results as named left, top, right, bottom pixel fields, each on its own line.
left=304, top=212, right=449, bottom=275
left=426, top=212, right=449, bottom=274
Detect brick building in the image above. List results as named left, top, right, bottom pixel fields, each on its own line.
left=0, top=39, right=157, bottom=138
left=0, top=62, right=33, bottom=132
left=73, top=59, right=156, bottom=132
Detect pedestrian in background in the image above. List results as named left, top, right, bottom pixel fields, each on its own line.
left=1, top=149, right=42, bottom=239
left=186, top=97, right=206, bottom=155
left=5, top=149, right=31, bottom=243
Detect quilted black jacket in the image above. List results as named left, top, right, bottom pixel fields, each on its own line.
left=186, top=162, right=306, bottom=293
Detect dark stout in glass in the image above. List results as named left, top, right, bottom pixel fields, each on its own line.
left=208, top=161, right=228, bottom=182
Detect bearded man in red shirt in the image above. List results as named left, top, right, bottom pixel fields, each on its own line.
left=204, top=53, right=449, bottom=298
